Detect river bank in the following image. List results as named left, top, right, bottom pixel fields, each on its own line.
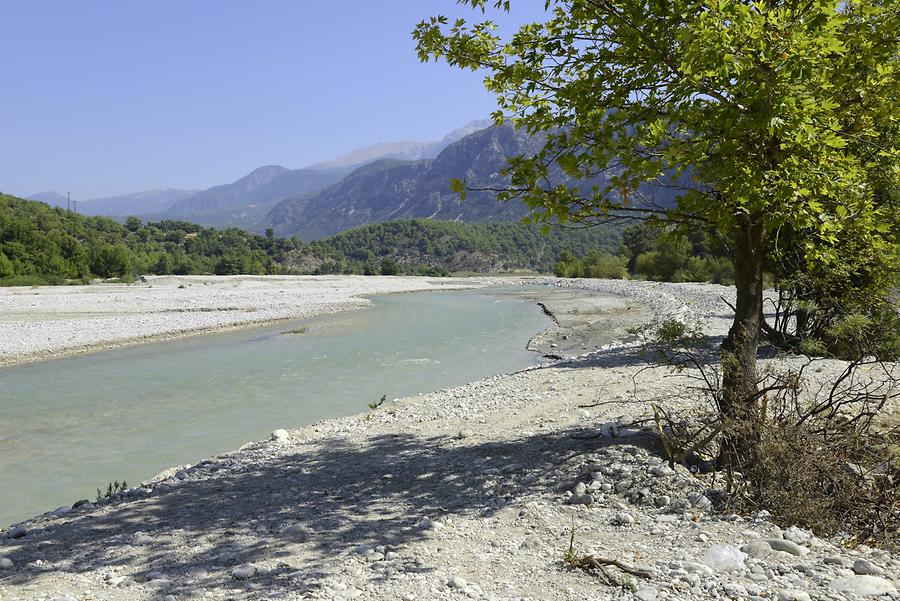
left=0, top=275, right=492, bottom=367
left=0, top=286, right=555, bottom=528
left=1, top=278, right=897, bottom=601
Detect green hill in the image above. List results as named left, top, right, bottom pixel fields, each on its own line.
left=300, top=219, right=621, bottom=275
left=0, top=192, right=621, bottom=283
left=0, top=193, right=283, bottom=284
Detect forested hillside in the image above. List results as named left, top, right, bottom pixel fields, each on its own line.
left=0, top=193, right=621, bottom=283
left=0, top=193, right=281, bottom=284
left=299, top=220, right=621, bottom=275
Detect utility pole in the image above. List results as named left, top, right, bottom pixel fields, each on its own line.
left=67, top=191, right=71, bottom=212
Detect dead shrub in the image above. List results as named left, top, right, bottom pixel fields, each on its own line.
left=644, top=320, right=900, bottom=550
left=738, top=418, right=899, bottom=550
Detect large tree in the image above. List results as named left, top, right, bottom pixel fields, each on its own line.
left=415, top=0, right=899, bottom=467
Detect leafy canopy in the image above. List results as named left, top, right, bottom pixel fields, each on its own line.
left=414, top=0, right=899, bottom=254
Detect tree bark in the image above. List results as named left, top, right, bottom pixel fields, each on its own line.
left=720, top=218, right=765, bottom=469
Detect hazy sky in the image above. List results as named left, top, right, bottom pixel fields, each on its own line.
left=0, top=1, right=546, bottom=199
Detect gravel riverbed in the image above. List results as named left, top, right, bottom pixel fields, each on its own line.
left=0, top=275, right=492, bottom=366
left=0, top=277, right=897, bottom=601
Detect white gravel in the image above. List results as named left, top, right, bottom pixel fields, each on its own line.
left=0, top=275, right=496, bottom=366
left=1, top=277, right=896, bottom=601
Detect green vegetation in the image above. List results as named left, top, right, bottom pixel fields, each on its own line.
left=0, top=193, right=623, bottom=283
left=554, top=223, right=734, bottom=284
left=0, top=193, right=279, bottom=284
left=415, top=0, right=899, bottom=469
left=303, top=219, right=621, bottom=276
left=367, top=394, right=387, bottom=410
left=96, top=480, right=128, bottom=502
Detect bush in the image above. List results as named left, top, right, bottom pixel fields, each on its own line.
left=741, top=418, right=899, bottom=548
left=380, top=257, right=399, bottom=275
left=647, top=321, right=899, bottom=550
left=553, top=250, right=628, bottom=279
left=0, top=252, right=13, bottom=278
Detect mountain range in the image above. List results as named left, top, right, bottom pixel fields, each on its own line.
left=25, top=118, right=674, bottom=239
left=27, top=120, right=493, bottom=234
left=267, top=123, right=544, bottom=240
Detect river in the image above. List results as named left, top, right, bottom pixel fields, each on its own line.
left=0, top=288, right=551, bottom=526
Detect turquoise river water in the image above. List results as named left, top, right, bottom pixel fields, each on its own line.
left=0, top=288, right=551, bottom=526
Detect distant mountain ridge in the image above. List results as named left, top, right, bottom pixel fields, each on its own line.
left=26, top=120, right=496, bottom=231
left=29, top=118, right=677, bottom=239
left=162, top=165, right=349, bottom=229
left=28, top=189, right=198, bottom=217
left=27, top=192, right=70, bottom=208
left=309, top=120, right=493, bottom=170
left=267, top=123, right=547, bottom=239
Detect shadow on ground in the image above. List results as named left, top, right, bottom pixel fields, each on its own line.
left=0, top=423, right=665, bottom=596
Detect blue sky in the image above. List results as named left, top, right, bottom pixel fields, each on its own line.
left=0, top=1, right=546, bottom=198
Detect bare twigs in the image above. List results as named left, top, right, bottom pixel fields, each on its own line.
left=564, top=517, right=655, bottom=587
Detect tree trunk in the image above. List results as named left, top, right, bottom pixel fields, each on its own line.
left=720, top=218, right=765, bottom=469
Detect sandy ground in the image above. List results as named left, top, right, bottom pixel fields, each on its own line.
left=1, top=278, right=898, bottom=601
left=0, top=275, right=500, bottom=367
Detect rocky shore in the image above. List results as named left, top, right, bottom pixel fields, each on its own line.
left=1, top=278, right=897, bottom=601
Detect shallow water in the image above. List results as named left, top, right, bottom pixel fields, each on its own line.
left=0, top=288, right=551, bottom=526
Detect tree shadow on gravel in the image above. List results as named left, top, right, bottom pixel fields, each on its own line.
left=0, top=425, right=665, bottom=597
left=550, top=334, right=725, bottom=370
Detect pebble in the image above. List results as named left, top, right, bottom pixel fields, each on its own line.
left=6, top=526, right=26, bottom=539
left=724, top=583, right=749, bottom=598
left=777, top=590, right=812, bottom=601
left=520, top=534, right=542, bottom=551
left=742, top=539, right=774, bottom=559
left=635, top=587, right=658, bottom=601
left=271, top=428, right=290, bottom=441
left=569, top=493, right=593, bottom=506
left=448, top=575, right=468, bottom=589
left=615, top=511, right=635, bottom=525
left=231, top=564, right=257, bottom=579
left=783, top=526, right=812, bottom=545
left=132, top=532, right=155, bottom=545
left=0, top=558, right=13, bottom=570
left=703, top=545, right=746, bottom=573
left=687, top=492, right=712, bottom=511
left=852, top=559, right=884, bottom=576
left=418, top=518, right=443, bottom=530
left=765, top=538, right=809, bottom=556
left=457, top=428, right=474, bottom=439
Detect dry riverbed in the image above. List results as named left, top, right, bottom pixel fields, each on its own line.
left=1, top=277, right=897, bottom=601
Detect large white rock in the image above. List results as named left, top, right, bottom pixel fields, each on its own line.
left=830, top=575, right=897, bottom=597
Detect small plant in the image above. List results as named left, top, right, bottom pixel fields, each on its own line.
left=368, top=394, right=386, bottom=410
left=96, top=480, right=128, bottom=502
